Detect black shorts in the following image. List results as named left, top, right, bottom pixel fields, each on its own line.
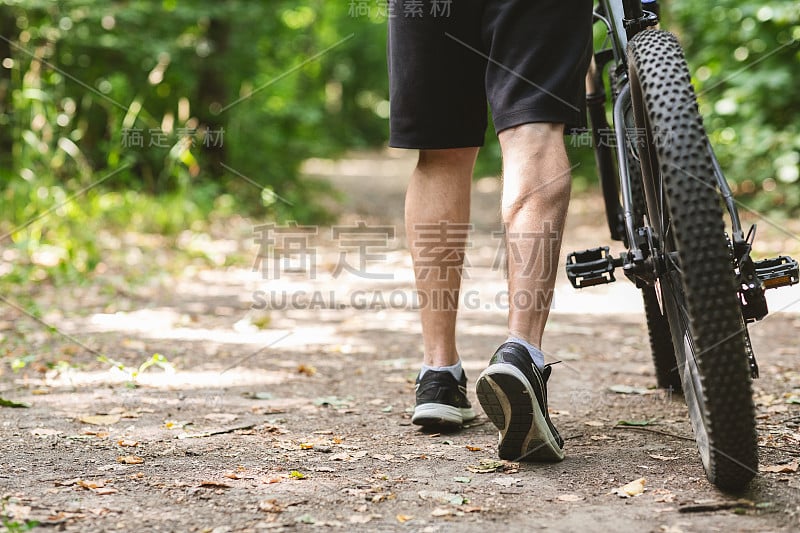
left=388, top=0, right=593, bottom=149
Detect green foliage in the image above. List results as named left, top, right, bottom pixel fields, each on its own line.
left=0, top=1, right=796, bottom=295
left=671, top=0, right=800, bottom=212
left=0, top=0, right=390, bottom=286
left=98, top=352, right=174, bottom=387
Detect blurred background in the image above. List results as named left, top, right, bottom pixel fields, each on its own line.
left=0, top=0, right=797, bottom=290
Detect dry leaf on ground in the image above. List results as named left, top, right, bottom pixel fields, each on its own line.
left=612, top=477, right=646, bottom=498
left=258, top=499, right=285, bottom=513
left=80, top=414, right=121, bottom=426
left=467, top=459, right=506, bottom=473
left=116, top=455, right=144, bottom=465
left=491, top=477, right=522, bottom=487
left=760, top=460, right=799, bottom=473
left=199, top=480, right=233, bottom=488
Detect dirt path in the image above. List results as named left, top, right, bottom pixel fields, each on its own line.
left=1, top=151, right=799, bottom=532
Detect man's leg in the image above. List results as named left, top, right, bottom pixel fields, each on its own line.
left=475, top=122, right=571, bottom=461
left=407, top=147, right=479, bottom=427
left=499, top=123, right=571, bottom=348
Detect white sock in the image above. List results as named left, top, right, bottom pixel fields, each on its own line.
left=506, top=336, right=544, bottom=369
left=420, top=360, right=463, bottom=381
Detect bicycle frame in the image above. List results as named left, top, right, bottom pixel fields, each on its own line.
left=587, top=0, right=650, bottom=251
left=570, top=2, right=800, bottom=490
left=579, top=0, right=798, bottom=337
left=590, top=0, right=753, bottom=272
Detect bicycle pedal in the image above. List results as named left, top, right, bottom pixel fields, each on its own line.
left=566, top=246, right=616, bottom=289
left=754, top=256, right=799, bottom=289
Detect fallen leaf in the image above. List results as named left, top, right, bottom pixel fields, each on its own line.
left=612, top=477, right=646, bottom=498
left=82, top=430, right=109, bottom=438
left=295, top=514, right=315, bottom=524
left=654, top=491, right=676, bottom=503
left=117, top=439, right=139, bottom=447
left=465, top=445, right=482, bottom=452
left=299, top=443, right=314, bottom=450
left=418, top=491, right=465, bottom=505
left=449, top=495, right=466, bottom=505
left=454, top=476, right=471, bottom=484
left=78, top=479, right=105, bottom=489
left=314, top=396, right=351, bottom=409
left=490, top=477, right=522, bottom=487
left=80, top=414, right=121, bottom=426
left=396, top=514, right=413, bottom=523
left=649, top=454, right=679, bottom=461
left=467, top=459, right=506, bottom=473
left=116, top=455, right=144, bottom=465
left=199, top=481, right=233, bottom=488
left=289, top=470, right=306, bottom=479
left=759, top=460, right=799, bottom=473
left=259, top=499, right=285, bottom=513
left=557, top=494, right=584, bottom=502
left=0, top=397, right=30, bottom=408
left=93, top=487, right=119, bottom=495
left=297, top=364, right=316, bottom=376
left=370, top=492, right=394, bottom=503
left=381, top=405, right=393, bottom=413
left=617, top=419, right=655, bottom=427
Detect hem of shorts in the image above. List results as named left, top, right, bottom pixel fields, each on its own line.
left=388, top=138, right=486, bottom=150
left=493, top=108, right=584, bottom=135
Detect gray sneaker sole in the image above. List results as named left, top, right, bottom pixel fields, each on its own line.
left=412, top=403, right=476, bottom=427
left=476, top=364, right=564, bottom=462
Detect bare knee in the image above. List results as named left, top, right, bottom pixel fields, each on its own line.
left=498, top=123, right=565, bottom=153
left=499, top=123, right=571, bottom=222
left=417, top=147, right=479, bottom=174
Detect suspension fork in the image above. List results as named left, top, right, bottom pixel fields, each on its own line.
left=585, top=52, right=624, bottom=242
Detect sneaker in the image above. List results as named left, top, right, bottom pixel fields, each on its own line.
left=411, top=369, right=477, bottom=427
left=475, top=342, right=564, bottom=461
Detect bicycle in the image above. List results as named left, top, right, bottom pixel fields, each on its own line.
left=564, top=0, right=799, bottom=491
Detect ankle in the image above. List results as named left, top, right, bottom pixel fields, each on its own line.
left=420, top=360, right=463, bottom=381
left=506, top=336, right=544, bottom=369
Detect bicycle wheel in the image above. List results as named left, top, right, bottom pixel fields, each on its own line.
left=625, top=120, right=681, bottom=393
left=627, top=30, right=757, bottom=490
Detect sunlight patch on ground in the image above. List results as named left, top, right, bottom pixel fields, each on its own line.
left=34, top=367, right=295, bottom=390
